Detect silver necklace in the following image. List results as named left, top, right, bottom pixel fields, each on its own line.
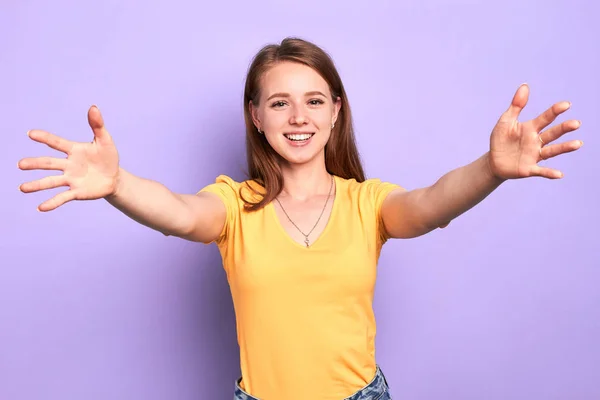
left=275, top=175, right=334, bottom=248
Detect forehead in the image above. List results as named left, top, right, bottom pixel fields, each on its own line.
left=261, top=61, right=330, bottom=96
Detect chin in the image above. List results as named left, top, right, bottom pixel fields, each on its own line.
left=279, top=148, right=325, bottom=167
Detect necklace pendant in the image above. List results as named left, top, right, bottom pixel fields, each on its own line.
left=304, top=237, right=310, bottom=247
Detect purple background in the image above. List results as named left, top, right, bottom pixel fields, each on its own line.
left=2, top=1, right=599, bottom=399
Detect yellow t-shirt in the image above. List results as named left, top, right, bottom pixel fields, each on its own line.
left=199, top=174, right=400, bottom=400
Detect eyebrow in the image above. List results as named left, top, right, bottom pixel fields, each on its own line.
left=266, top=91, right=327, bottom=101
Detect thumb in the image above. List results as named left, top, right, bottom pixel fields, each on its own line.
left=503, top=83, right=529, bottom=121
left=87, top=105, right=112, bottom=143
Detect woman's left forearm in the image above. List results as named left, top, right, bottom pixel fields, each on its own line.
left=387, top=84, right=583, bottom=237
left=417, top=152, right=505, bottom=229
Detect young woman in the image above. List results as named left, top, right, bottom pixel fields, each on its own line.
left=18, top=38, right=583, bottom=400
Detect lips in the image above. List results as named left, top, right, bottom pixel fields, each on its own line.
left=283, top=132, right=315, bottom=147
left=284, top=132, right=315, bottom=142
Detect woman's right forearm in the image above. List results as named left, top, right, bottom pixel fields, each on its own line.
left=105, top=167, right=195, bottom=236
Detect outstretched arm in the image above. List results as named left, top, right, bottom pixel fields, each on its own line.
left=381, top=84, right=583, bottom=239
left=19, top=106, right=226, bottom=243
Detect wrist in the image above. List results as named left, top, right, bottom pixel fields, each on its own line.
left=106, top=167, right=125, bottom=200
left=484, top=152, right=506, bottom=185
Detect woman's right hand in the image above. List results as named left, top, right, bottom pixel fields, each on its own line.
left=18, top=105, right=121, bottom=212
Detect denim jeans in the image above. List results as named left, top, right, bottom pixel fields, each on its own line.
left=233, top=365, right=392, bottom=400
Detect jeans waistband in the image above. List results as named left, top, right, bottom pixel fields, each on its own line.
left=233, top=365, right=390, bottom=400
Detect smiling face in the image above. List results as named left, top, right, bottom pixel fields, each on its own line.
left=250, top=61, right=341, bottom=168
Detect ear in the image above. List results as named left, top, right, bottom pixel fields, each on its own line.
left=332, top=96, right=342, bottom=125
left=249, top=100, right=261, bottom=130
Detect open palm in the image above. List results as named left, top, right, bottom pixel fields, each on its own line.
left=18, top=106, right=120, bottom=211
left=489, top=84, right=583, bottom=180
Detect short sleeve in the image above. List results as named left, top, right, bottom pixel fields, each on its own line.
left=197, top=175, right=240, bottom=245
left=364, top=179, right=403, bottom=244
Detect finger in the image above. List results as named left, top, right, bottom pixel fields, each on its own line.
left=27, top=130, right=74, bottom=154
left=19, top=175, right=68, bottom=193
left=18, top=156, right=68, bottom=171
left=87, top=105, right=112, bottom=144
left=540, top=140, right=583, bottom=160
left=503, top=83, right=529, bottom=121
left=38, top=190, right=77, bottom=212
left=530, top=165, right=563, bottom=179
left=533, top=101, right=571, bottom=132
left=539, top=119, right=581, bottom=145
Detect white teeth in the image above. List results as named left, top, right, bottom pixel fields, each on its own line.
left=285, top=133, right=313, bottom=141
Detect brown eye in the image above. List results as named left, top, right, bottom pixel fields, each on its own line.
left=271, top=101, right=286, bottom=108
left=309, top=99, right=324, bottom=106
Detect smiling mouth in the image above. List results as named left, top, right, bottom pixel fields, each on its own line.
left=284, top=133, right=315, bottom=142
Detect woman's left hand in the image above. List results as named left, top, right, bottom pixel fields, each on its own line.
left=488, top=83, right=583, bottom=180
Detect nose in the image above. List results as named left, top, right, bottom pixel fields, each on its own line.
left=289, top=107, right=308, bottom=126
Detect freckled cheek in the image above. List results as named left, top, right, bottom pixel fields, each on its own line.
left=263, top=112, right=289, bottom=130
left=313, top=115, right=332, bottom=131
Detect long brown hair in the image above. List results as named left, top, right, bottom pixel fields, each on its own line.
left=242, top=37, right=366, bottom=211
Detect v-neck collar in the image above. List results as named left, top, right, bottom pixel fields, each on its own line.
left=268, top=175, right=340, bottom=250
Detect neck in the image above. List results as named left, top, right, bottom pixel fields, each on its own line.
left=280, top=160, right=332, bottom=201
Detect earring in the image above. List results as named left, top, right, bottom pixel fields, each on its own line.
left=257, top=128, right=263, bottom=134
left=332, top=122, right=335, bottom=129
